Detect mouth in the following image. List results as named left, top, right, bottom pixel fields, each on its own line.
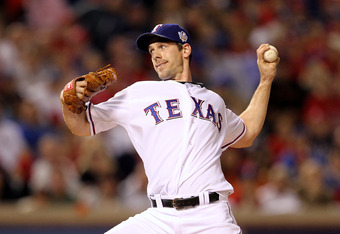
left=156, top=61, right=167, bottom=70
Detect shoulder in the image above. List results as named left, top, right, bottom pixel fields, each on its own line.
left=199, top=85, right=226, bottom=104
left=111, top=81, right=171, bottom=100
left=113, top=81, right=158, bottom=94
left=126, top=80, right=184, bottom=91
left=129, top=80, right=163, bottom=88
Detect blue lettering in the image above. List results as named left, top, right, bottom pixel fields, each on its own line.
left=144, top=97, right=222, bottom=132
left=191, top=97, right=205, bottom=118
left=144, top=102, right=163, bottom=124
left=217, top=113, right=223, bottom=132
left=205, top=104, right=216, bottom=124
left=165, top=99, right=182, bottom=119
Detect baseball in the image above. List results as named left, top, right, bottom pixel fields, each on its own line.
left=264, top=45, right=278, bottom=63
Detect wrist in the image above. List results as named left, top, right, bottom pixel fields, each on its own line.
left=259, top=78, right=274, bottom=87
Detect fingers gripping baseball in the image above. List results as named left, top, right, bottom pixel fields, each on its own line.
left=257, top=44, right=279, bottom=83
left=61, top=64, right=118, bottom=114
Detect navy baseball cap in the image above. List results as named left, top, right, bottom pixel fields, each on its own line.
left=136, top=24, right=191, bottom=52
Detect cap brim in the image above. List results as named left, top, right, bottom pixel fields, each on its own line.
left=136, top=33, right=175, bottom=52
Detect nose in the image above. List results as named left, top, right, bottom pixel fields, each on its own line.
left=152, top=48, right=161, bottom=60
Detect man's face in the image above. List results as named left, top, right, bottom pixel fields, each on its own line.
left=148, top=41, right=183, bottom=80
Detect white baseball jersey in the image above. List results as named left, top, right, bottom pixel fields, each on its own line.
left=86, top=80, right=245, bottom=198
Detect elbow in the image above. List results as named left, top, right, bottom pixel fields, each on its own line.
left=242, top=139, right=254, bottom=148
left=230, top=134, right=255, bottom=148
left=245, top=130, right=260, bottom=147
left=70, top=127, right=91, bottom=137
left=65, top=123, right=91, bottom=137
left=236, top=131, right=258, bottom=148
left=244, top=138, right=255, bottom=148
left=238, top=136, right=255, bottom=148
left=71, top=130, right=90, bottom=137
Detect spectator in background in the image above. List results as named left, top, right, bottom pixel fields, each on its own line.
left=255, top=163, right=301, bottom=214
left=296, top=159, right=333, bottom=208
left=76, top=135, right=118, bottom=208
left=117, top=161, right=149, bottom=212
left=29, top=133, right=79, bottom=204
left=0, top=165, right=13, bottom=201
left=0, top=98, right=29, bottom=199
left=102, top=126, right=138, bottom=182
left=16, top=99, right=51, bottom=154
left=76, top=0, right=127, bottom=52
left=24, top=0, right=74, bottom=30
left=323, top=149, right=340, bottom=202
left=265, top=110, right=308, bottom=175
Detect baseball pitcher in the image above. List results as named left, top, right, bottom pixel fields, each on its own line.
left=60, top=24, right=279, bottom=233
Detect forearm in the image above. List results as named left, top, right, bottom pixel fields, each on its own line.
left=61, top=103, right=91, bottom=136
left=239, top=80, right=272, bottom=145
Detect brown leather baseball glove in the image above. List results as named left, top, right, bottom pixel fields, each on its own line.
left=61, top=64, right=118, bottom=114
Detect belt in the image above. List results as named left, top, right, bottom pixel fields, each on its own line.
left=150, top=192, right=219, bottom=210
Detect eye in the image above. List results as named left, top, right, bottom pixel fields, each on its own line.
left=160, top=45, right=166, bottom=49
left=149, top=48, right=154, bottom=54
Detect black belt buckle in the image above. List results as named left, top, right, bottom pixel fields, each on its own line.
left=172, top=198, right=184, bottom=210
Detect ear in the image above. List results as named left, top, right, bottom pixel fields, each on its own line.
left=182, top=43, right=191, bottom=59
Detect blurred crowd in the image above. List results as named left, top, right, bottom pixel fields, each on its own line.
left=0, top=0, right=339, bottom=215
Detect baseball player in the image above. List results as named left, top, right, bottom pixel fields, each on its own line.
left=60, top=24, right=279, bottom=233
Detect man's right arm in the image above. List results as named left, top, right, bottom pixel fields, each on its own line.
left=230, top=44, right=279, bottom=148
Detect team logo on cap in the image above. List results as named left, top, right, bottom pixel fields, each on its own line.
left=152, top=24, right=163, bottom=33
left=178, top=31, right=188, bottom=43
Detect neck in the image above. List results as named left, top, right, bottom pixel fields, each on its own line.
left=173, top=61, right=192, bottom=82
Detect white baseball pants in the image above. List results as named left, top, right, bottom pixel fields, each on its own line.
left=104, top=199, right=242, bottom=234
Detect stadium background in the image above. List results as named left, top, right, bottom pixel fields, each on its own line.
left=0, top=0, right=339, bottom=233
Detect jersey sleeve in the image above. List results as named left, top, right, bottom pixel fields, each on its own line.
left=86, top=88, right=131, bottom=135
left=221, top=108, right=246, bottom=151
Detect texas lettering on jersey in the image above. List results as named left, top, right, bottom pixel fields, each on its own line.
left=144, top=96, right=223, bottom=131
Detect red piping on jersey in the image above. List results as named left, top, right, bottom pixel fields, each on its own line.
left=88, top=103, right=96, bottom=135
left=221, top=122, right=246, bottom=149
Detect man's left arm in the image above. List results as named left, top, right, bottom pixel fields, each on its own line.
left=231, top=44, right=279, bottom=148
